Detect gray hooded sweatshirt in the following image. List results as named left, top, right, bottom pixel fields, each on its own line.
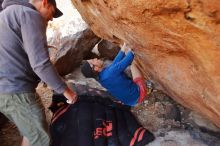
left=0, top=0, right=67, bottom=94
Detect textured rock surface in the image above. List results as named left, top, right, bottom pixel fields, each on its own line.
left=97, top=39, right=120, bottom=60
left=53, top=28, right=101, bottom=76
left=71, top=0, right=220, bottom=127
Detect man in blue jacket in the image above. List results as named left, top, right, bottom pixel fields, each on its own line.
left=0, top=0, right=77, bottom=146
left=81, top=43, right=147, bottom=106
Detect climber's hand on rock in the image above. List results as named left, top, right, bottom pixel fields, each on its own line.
left=121, top=43, right=131, bottom=54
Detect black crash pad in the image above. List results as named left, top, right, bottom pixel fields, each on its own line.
left=49, top=84, right=155, bottom=146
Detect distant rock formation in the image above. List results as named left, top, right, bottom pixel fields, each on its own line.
left=71, top=0, right=220, bottom=127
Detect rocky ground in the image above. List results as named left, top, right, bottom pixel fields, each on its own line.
left=0, top=1, right=220, bottom=145
left=0, top=68, right=220, bottom=146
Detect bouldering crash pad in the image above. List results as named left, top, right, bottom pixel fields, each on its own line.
left=49, top=84, right=155, bottom=146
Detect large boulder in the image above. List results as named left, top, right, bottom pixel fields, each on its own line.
left=54, top=28, right=101, bottom=76
left=70, top=0, right=220, bottom=127
left=97, top=40, right=120, bottom=60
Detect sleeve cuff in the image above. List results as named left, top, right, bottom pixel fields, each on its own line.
left=54, top=82, right=67, bottom=94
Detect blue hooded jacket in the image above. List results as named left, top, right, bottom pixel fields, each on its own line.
left=98, top=51, right=139, bottom=106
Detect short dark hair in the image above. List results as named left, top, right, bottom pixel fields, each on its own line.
left=48, top=0, right=63, bottom=18
left=81, top=61, right=99, bottom=79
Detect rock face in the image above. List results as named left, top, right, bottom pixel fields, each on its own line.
left=71, top=0, right=220, bottom=127
left=54, top=28, right=101, bottom=76
left=97, top=40, right=120, bottom=60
